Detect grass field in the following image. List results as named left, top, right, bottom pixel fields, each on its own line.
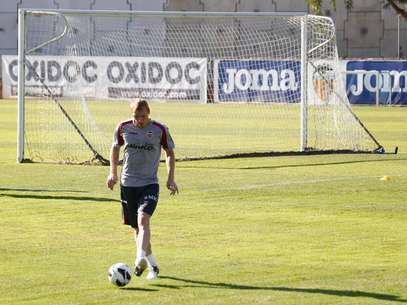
left=1, top=99, right=407, bottom=305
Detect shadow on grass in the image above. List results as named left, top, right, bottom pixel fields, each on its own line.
left=157, top=276, right=407, bottom=303
left=152, top=284, right=181, bottom=289
left=0, top=187, right=88, bottom=193
left=179, top=156, right=407, bottom=171
left=0, top=193, right=119, bottom=203
left=121, top=287, right=159, bottom=292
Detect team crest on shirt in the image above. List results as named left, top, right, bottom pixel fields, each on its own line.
left=146, top=131, right=153, bottom=138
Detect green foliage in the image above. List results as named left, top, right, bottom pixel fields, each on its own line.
left=308, top=0, right=324, bottom=15
left=1, top=100, right=407, bottom=305
left=307, top=0, right=347, bottom=15
left=308, top=0, right=407, bottom=18
left=307, top=0, right=351, bottom=14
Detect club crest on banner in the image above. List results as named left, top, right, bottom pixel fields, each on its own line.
left=312, top=63, right=335, bottom=102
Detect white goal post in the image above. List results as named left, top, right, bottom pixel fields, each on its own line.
left=15, top=9, right=383, bottom=164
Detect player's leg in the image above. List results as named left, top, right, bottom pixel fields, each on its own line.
left=134, top=227, right=159, bottom=278
left=134, top=184, right=159, bottom=279
left=135, top=221, right=159, bottom=279
left=121, top=185, right=140, bottom=228
left=140, top=239, right=159, bottom=279
left=145, top=253, right=159, bottom=280
left=133, top=227, right=139, bottom=263
left=137, top=212, right=151, bottom=254
left=142, top=227, right=159, bottom=280
left=121, top=185, right=147, bottom=276
left=134, top=212, right=150, bottom=276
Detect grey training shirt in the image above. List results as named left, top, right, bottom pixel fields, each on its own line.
left=113, top=119, right=175, bottom=187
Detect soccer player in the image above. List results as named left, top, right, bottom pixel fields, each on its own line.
left=106, top=99, right=178, bottom=280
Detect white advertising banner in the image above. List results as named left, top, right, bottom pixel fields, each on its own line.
left=1, top=55, right=208, bottom=102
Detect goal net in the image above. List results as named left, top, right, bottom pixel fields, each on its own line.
left=16, top=9, right=383, bottom=164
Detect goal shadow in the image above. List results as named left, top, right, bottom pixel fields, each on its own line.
left=178, top=155, right=407, bottom=171
left=0, top=192, right=119, bottom=203
left=0, top=187, right=89, bottom=193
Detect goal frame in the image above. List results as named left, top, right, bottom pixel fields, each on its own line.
left=17, top=9, right=383, bottom=163
left=17, top=9, right=312, bottom=163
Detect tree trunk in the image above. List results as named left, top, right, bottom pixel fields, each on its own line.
left=387, top=0, right=407, bottom=21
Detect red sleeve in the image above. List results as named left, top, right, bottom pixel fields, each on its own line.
left=152, top=122, right=168, bottom=149
left=113, top=122, right=127, bottom=146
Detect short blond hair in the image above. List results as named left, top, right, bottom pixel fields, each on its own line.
left=130, top=99, right=150, bottom=113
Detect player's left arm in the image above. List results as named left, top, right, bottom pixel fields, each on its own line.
left=164, top=147, right=178, bottom=195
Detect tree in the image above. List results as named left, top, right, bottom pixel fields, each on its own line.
left=385, top=0, right=407, bottom=19
left=307, top=0, right=407, bottom=20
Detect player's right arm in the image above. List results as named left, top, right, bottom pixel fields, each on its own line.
left=107, top=123, right=124, bottom=190
left=107, top=144, right=120, bottom=190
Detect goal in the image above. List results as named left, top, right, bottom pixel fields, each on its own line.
left=16, top=9, right=383, bottom=164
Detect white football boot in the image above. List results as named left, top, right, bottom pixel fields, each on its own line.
left=146, top=265, right=160, bottom=280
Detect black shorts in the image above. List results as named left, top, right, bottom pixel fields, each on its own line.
left=120, top=184, right=159, bottom=229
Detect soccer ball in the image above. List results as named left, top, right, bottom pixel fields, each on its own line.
left=108, top=263, right=132, bottom=287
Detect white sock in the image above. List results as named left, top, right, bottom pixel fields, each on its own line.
left=136, top=249, right=146, bottom=264
left=146, top=254, right=158, bottom=267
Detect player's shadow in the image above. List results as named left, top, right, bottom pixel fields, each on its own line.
left=158, top=276, right=407, bottom=303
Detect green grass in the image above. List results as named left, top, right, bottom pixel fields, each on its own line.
left=1, top=99, right=407, bottom=305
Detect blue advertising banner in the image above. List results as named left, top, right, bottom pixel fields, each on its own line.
left=214, top=60, right=301, bottom=103
left=346, top=61, right=407, bottom=105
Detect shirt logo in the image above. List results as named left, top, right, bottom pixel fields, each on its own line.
left=146, top=131, right=153, bottom=138
left=127, top=143, right=154, bottom=151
